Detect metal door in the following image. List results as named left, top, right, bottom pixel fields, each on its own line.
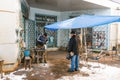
left=25, top=20, right=36, bottom=49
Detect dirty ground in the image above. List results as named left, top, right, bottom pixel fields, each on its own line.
left=1, top=50, right=120, bottom=80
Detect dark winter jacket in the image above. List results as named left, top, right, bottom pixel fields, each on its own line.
left=37, top=35, right=48, bottom=46
left=37, top=35, right=48, bottom=44
left=68, top=35, right=79, bottom=55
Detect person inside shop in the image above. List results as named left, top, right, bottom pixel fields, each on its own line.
left=67, top=30, right=79, bottom=72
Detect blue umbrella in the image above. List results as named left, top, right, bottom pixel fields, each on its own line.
left=45, top=15, right=120, bottom=30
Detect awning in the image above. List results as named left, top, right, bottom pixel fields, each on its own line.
left=45, top=15, right=120, bottom=30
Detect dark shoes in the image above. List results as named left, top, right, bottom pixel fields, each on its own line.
left=67, top=69, right=74, bottom=72
left=67, top=68, right=79, bottom=72
left=75, top=68, right=78, bottom=71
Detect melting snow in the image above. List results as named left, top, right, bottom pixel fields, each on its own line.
left=0, top=62, right=120, bottom=80
left=57, top=62, right=120, bottom=80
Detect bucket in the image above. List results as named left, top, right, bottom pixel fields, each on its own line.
left=24, top=50, right=30, bottom=57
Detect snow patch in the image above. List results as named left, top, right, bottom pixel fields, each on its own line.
left=57, top=62, right=120, bottom=80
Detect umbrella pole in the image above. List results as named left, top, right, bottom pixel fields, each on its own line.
left=84, top=28, right=88, bottom=64
left=84, top=28, right=87, bottom=53
left=80, top=28, right=83, bottom=50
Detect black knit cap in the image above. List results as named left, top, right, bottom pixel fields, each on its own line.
left=70, top=30, right=76, bottom=34
left=44, top=33, right=47, bottom=36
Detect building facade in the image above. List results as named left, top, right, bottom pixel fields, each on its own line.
left=0, top=0, right=120, bottom=71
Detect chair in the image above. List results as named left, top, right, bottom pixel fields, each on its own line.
left=34, top=47, right=46, bottom=64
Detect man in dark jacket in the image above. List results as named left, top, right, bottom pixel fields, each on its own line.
left=68, top=30, right=79, bottom=72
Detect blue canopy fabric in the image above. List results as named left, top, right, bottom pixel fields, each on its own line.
left=45, top=15, right=120, bottom=30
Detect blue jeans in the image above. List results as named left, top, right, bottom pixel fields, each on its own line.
left=71, top=55, right=79, bottom=71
